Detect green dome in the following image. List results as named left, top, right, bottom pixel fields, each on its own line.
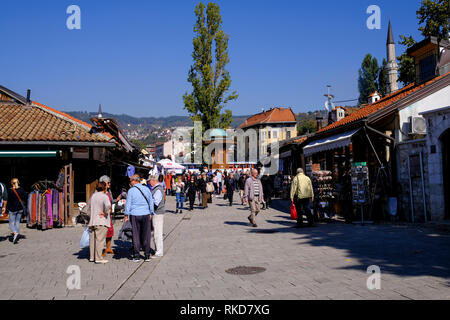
left=209, top=128, right=227, bottom=137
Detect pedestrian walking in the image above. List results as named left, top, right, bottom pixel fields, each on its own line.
left=99, top=175, right=115, bottom=256
left=225, top=173, right=236, bottom=206
left=186, top=176, right=197, bottom=211
left=244, top=169, right=265, bottom=227
left=0, top=181, right=7, bottom=219
left=88, top=181, right=111, bottom=264
left=213, top=173, right=219, bottom=196
left=216, top=170, right=223, bottom=195
left=164, top=173, right=172, bottom=196
left=124, top=174, right=155, bottom=262
left=274, top=171, right=283, bottom=198
left=238, top=171, right=247, bottom=205
left=261, top=174, right=274, bottom=209
left=198, top=173, right=208, bottom=209
left=148, top=175, right=165, bottom=258
left=5, top=178, right=27, bottom=244
left=290, top=168, right=314, bottom=227
left=175, top=177, right=185, bottom=214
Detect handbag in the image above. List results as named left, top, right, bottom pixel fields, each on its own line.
left=78, top=202, right=91, bottom=224
left=290, top=200, right=298, bottom=220
left=80, top=227, right=90, bottom=249
left=206, top=182, right=215, bottom=193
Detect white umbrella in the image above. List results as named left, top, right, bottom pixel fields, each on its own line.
left=157, top=159, right=186, bottom=170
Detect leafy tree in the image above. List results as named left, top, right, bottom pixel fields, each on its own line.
left=130, top=139, right=146, bottom=150
left=378, top=58, right=389, bottom=96
left=397, top=35, right=417, bottom=86
left=417, top=0, right=450, bottom=40
left=358, top=54, right=379, bottom=105
left=183, top=2, right=238, bottom=134
left=397, top=0, right=449, bottom=86
left=297, top=120, right=317, bottom=135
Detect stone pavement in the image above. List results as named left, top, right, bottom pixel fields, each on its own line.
left=0, top=193, right=449, bottom=300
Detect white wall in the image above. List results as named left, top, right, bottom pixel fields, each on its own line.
left=398, top=85, right=450, bottom=142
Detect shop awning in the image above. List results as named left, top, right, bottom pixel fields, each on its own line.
left=303, top=128, right=360, bottom=157
left=0, top=151, right=59, bottom=158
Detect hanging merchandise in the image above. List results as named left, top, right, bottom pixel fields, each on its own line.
left=27, top=173, right=69, bottom=230
left=350, top=162, right=373, bottom=225
left=311, top=170, right=335, bottom=220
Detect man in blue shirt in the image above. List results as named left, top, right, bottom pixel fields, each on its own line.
left=124, top=174, right=154, bottom=262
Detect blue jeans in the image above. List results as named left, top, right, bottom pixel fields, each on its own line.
left=176, top=193, right=184, bottom=209
left=9, top=210, right=23, bottom=234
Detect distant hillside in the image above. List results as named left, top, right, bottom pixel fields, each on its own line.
left=67, top=109, right=335, bottom=141
left=67, top=111, right=251, bottom=129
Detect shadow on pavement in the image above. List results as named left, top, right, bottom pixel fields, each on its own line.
left=250, top=214, right=450, bottom=278
left=224, top=221, right=251, bottom=227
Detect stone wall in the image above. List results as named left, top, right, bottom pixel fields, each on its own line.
left=422, top=108, right=450, bottom=221
left=396, top=140, right=431, bottom=222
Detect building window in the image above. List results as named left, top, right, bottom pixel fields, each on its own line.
left=273, top=131, right=278, bottom=139
left=268, top=131, right=271, bottom=139
left=287, top=131, right=291, bottom=139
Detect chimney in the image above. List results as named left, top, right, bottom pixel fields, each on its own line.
left=316, top=115, right=324, bottom=131
left=24, top=89, right=32, bottom=109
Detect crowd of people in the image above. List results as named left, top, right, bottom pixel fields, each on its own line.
left=0, top=166, right=318, bottom=264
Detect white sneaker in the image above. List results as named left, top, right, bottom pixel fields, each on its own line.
left=151, top=254, right=163, bottom=259
left=95, top=259, right=108, bottom=264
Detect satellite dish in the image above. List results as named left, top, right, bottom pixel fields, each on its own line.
left=324, top=101, right=335, bottom=112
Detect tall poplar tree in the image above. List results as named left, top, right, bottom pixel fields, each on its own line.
left=183, top=2, right=238, bottom=133
left=378, top=58, right=389, bottom=97
left=358, top=54, right=379, bottom=105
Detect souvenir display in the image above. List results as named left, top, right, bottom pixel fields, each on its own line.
left=311, top=170, right=335, bottom=219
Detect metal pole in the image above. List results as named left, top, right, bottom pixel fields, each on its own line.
left=407, top=156, right=415, bottom=223
left=419, top=152, right=428, bottom=223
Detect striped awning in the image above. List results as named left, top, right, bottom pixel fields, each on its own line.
left=0, top=151, right=59, bottom=158
left=303, top=128, right=360, bottom=157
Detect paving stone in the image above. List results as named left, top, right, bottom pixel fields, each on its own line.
left=2, top=195, right=450, bottom=299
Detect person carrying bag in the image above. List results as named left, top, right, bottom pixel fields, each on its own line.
left=6, top=178, right=27, bottom=244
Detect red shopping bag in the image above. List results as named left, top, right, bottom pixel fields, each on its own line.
left=290, top=201, right=298, bottom=220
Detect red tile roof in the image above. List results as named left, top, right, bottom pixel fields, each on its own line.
left=0, top=102, right=113, bottom=143
left=318, top=72, right=450, bottom=134
left=239, top=107, right=296, bottom=129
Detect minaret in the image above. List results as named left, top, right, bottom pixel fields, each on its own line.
left=385, top=19, right=399, bottom=95
left=98, top=104, right=103, bottom=118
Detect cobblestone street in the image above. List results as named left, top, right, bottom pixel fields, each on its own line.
left=1, top=194, right=449, bottom=300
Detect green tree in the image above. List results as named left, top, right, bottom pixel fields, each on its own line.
left=297, top=120, right=317, bottom=135
left=378, top=58, right=389, bottom=96
left=417, top=0, right=450, bottom=40
left=397, top=35, right=417, bottom=86
left=183, top=2, right=238, bottom=134
left=397, top=0, right=449, bottom=86
left=358, top=54, right=379, bottom=105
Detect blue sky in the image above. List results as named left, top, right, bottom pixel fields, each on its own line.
left=1, top=0, right=424, bottom=117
